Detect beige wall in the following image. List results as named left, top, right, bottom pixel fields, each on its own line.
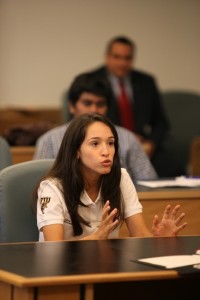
left=0, top=0, right=199, bottom=108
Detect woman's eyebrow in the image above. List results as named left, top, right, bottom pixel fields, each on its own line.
left=87, top=136, right=115, bottom=140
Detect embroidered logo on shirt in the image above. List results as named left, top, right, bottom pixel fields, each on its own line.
left=40, top=197, right=51, bottom=214
left=64, top=219, right=72, bottom=225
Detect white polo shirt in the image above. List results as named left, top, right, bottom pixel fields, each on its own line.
left=37, top=168, right=142, bottom=241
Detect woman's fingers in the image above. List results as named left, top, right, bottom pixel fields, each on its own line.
left=103, top=208, right=118, bottom=225
left=174, top=212, right=186, bottom=225
left=152, top=204, right=187, bottom=237
left=95, top=205, right=118, bottom=239
left=162, top=205, right=171, bottom=220
left=101, top=201, right=118, bottom=229
left=162, top=205, right=183, bottom=222
left=102, top=200, right=118, bottom=223
left=171, top=205, right=181, bottom=220
left=174, top=222, right=188, bottom=234
left=102, top=200, right=111, bottom=220
left=152, top=215, right=159, bottom=228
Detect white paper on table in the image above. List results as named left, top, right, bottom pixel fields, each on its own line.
left=137, top=176, right=200, bottom=188
left=138, top=255, right=200, bottom=269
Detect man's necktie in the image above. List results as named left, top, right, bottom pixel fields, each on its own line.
left=118, top=79, right=135, bottom=132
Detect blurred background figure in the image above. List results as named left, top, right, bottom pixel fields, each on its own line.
left=34, top=73, right=158, bottom=182
left=86, top=36, right=169, bottom=170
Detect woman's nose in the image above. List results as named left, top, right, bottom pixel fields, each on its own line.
left=101, top=145, right=109, bottom=156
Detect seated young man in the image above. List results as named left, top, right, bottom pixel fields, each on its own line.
left=33, top=73, right=158, bottom=182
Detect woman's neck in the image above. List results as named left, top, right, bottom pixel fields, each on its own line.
left=84, top=174, right=102, bottom=202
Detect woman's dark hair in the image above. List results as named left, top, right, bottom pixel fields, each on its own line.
left=32, top=113, right=123, bottom=236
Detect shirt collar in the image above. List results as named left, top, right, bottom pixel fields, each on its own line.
left=81, top=188, right=102, bottom=205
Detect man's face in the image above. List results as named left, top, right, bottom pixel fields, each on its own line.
left=69, top=92, right=108, bottom=117
left=105, top=42, right=133, bottom=78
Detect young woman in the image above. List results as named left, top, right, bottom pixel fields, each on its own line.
left=32, top=113, right=187, bottom=241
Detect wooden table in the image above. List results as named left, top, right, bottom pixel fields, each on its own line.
left=0, top=236, right=200, bottom=300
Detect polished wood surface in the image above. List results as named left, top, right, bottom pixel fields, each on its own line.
left=0, top=108, right=62, bottom=135
left=11, top=146, right=35, bottom=164
left=0, top=107, right=62, bottom=164
left=0, top=236, right=200, bottom=300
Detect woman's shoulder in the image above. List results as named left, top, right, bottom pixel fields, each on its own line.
left=120, top=168, right=131, bottom=180
left=39, top=177, right=62, bottom=191
left=121, top=168, right=129, bottom=175
left=120, top=168, right=135, bottom=185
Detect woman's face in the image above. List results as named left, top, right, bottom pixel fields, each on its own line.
left=77, top=121, right=115, bottom=178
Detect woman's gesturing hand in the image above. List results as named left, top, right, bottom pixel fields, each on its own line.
left=91, top=200, right=118, bottom=240
left=152, top=205, right=187, bottom=237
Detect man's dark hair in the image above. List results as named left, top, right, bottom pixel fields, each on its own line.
left=106, top=36, right=136, bottom=54
left=67, top=73, right=112, bottom=106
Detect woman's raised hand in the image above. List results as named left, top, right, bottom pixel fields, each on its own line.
left=91, top=200, right=118, bottom=240
left=152, top=205, right=187, bottom=237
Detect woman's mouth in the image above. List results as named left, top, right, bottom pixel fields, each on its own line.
left=101, top=160, right=112, bottom=167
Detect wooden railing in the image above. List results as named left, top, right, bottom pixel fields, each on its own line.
left=11, top=146, right=35, bottom=164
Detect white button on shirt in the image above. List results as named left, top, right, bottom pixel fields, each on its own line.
left=37, top=168, right=142, bottom=241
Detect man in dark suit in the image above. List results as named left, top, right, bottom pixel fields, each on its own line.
left=87, top=36, right=169, bottom=161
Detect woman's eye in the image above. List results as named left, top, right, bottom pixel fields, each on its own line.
left=108, top=141, right=114, bottom=146
left=91, top=141, right=98, bottom=146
